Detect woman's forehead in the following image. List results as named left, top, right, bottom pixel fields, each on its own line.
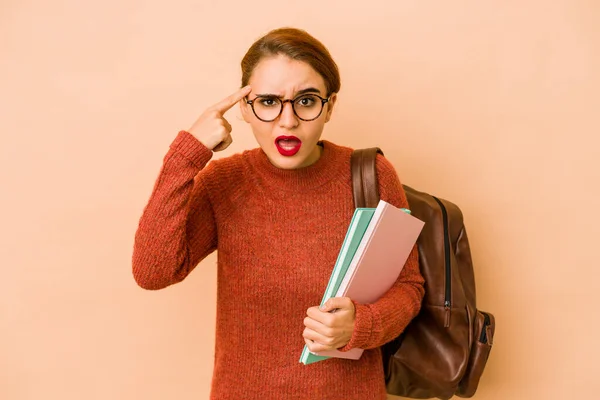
left=249, top=55, right=327, bottom=96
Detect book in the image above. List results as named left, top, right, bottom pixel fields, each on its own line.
left=319, top=208, right=377, bottom=311
left=302, top=200, right=425, bottom=364
left=299, top=207, right=376, bottom=365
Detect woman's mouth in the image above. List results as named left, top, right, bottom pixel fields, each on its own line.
left=275, top=136, right=302, bottom=156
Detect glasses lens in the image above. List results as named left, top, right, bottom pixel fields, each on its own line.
left=293, top=94, right=323, bottom=120
left=253, top=97, right=282, bottom=121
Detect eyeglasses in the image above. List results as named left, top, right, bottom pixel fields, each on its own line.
left=245, top=94, right=330, bottom=122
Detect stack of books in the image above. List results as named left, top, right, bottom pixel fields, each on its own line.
left=299, top=199, right=425, bottom=365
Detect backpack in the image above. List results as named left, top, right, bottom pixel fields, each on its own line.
left=351, top=148, right=496, bottom=399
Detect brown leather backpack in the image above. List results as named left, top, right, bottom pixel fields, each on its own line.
left=351, top=148, right=495, bottom=399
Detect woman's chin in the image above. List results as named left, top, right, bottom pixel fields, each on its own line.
left=267, top=154, right=306, bottom=170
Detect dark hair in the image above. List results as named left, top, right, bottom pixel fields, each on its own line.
left=241, top=27, right=341, bottom=96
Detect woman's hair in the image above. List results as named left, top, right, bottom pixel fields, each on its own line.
left=241, top=27, right=341, bottom=96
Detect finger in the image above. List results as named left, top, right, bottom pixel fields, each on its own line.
left=304, top=334, right=334, bottom=353
left=320, top=297, right=352, bottom=312
left=221, top=118, right=232, bottom=133
left=305, top=337, right=324, bottom=353
left=213, top=134, right=232, bottom=152
left=306, top=307, right=335, bottom=326
left=212, top=85, right=252, bottom=115
left=304, top=317, right=335, bottom=337
left=304, top=334, right=339, bottom=353
left=303, top=327, right=329, bottom=342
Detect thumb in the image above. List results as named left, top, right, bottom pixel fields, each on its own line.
left=320, top=297, right=347, bottom=312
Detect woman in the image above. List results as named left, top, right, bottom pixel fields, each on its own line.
left=132, top=27, right=424, bottom=400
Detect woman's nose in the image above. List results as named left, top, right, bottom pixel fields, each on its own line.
left=278, top=101, right=299, bottom=128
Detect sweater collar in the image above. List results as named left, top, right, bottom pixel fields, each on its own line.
left=247, top=140, right=348, bottom=191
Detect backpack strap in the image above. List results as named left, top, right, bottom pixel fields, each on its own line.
left=350, top=147, right=384, bottom=208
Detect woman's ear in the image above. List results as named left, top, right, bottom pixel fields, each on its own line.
left=240, top=98, right=251, bottom=123
left=324, top=93, right=337, bottom=123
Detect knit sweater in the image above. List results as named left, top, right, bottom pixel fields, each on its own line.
left=132, top=130, right=425, bottom=400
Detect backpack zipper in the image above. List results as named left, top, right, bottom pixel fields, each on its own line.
left=432, top=196, right=451, bottom=328
left=479, top=312, right=493, bottom=345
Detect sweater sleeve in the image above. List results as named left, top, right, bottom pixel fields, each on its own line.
left=132, top=130, right=218, bottom=290
left=338, top=154, right=425, bottom=351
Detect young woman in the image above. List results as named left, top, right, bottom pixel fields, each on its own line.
left=132, top=27, right=424, bottom=400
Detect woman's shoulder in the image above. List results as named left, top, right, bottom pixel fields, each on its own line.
left=375, top=152, right=401, bottom=178
left=197, top=149, right=256, bottom=189
left=203, top=149, right=251, bottom=174
left=195, top=149, right=260, bottom=211
left=320, top=139, right=403, bottom=181
left=320, top=139, right=353, bottom=154
left=331, top=140, right=400, bottom=177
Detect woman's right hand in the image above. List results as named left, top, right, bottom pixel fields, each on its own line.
left=188, top=85, right=252, bottom=152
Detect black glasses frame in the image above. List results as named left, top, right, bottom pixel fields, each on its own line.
left=245, top=94, right=330, bottom=122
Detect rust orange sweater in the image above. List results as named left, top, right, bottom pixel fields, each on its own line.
left=132, top=130, right=424, bottom=399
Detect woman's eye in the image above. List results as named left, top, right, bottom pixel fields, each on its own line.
left=259, top=98, right=279, bottom=107
left=296, top=96, right=317, bottom=107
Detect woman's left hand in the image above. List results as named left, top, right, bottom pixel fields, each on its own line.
left=303, top=297, right=356, bottom=353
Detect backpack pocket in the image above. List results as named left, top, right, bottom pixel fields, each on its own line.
left=457, top=310, right=495, bottom=398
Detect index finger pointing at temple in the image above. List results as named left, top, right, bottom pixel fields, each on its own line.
left=212, top=85, right=252, bottom=114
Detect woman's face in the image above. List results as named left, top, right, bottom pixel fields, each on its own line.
left=240, top=54, right=337, bottom=170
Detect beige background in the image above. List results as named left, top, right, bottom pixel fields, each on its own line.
left=2, top=1, right=599, bottom=399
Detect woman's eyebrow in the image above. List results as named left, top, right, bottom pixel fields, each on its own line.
left=295, top=87, right=322, bottom=96
left=255, top=87, right=322, bottom=98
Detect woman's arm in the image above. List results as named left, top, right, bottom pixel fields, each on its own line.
left=339, top=154, right=425, bottom=351
left=132, top=87, right=251, bottom=289
left=132, top=130, right=218, bottom=290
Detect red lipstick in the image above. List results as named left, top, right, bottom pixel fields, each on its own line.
left=275, top=136, right=302, bottom=156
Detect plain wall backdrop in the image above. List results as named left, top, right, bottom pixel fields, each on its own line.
left=2, top=1, right=599, bottom=399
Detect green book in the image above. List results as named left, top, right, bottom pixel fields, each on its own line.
left=299, top=207, right=376, bottom=365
